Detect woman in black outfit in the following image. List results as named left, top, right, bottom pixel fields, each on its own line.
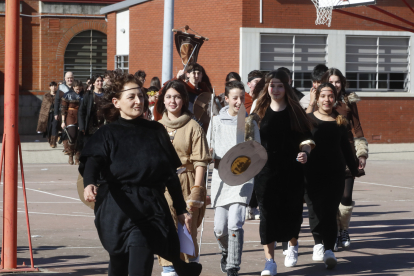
left=252, top=70, right=315, bottom=275
left=79, top=73, right=202, bottom=276
left=304, top=83, right=358, bottom=269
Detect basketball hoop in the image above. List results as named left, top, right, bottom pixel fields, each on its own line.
left=311, top=0, right=338, bottom=27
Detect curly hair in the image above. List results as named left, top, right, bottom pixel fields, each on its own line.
left=102, top=72, right=147, bottom=122
left=155, top=80, right=190, bottom=116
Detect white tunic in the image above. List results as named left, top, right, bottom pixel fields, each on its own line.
left=208, top=115, right=261, bottom=208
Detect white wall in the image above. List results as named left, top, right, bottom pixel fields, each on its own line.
left=116, top=9, right=130, bottom=56
left=240, top=27, right=414, bottom=97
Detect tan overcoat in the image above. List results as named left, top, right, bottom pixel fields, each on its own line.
left=158, top=112, right=211, bottom=265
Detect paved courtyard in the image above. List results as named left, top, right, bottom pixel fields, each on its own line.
left=1, top=135, right=413, bottom=275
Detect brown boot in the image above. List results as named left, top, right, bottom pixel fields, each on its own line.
left=68, top=154, right=74, bottom=165
left=74, top=151, right=80, bottom=165
left=50, top=136, right=57, bottom=148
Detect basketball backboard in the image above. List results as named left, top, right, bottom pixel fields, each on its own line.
left=319, top=0, right=376, bottom=9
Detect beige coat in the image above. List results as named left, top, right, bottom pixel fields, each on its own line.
left=158, top=112, right=211, bottom=265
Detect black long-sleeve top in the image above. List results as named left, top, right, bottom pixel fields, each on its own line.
left=79, top=116, right=187, bottom=258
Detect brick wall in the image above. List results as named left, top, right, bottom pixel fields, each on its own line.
left=0, top=0, right=107, bottom=134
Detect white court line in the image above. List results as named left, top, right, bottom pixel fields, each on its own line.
left=356, top=181, right=414, bottom=190
left=0, top=201, right=82, bottom=204
left=0, top=183, right=80, bottom=201
left=12, top=210, right=94, bottom=218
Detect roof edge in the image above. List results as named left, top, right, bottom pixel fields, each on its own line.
left=100, top=0, right=151, bottom=14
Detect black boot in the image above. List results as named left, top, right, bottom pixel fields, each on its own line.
left=227, top=268, right=239, bottom=276
left=174, top=259, right=202, bottom=276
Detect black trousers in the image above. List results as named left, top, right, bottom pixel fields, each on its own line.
left=304, top=180, right=344, bottom=251
left=108, top=246, right=154, bottom=276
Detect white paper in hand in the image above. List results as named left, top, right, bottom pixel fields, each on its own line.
left=177, top=222, right=195, bottom=256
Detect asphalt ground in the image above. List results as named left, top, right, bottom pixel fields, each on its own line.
left=1, top=136, right=413, bottom=275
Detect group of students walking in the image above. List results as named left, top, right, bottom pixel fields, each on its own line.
left=43, top=62, right=368, bottom=276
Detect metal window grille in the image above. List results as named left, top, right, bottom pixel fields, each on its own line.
left=260, top=34, right=328, bottom=90
left=115, top=55, right=129, bottom=73
left=64, top=30, right=107, bottom=82
left=346, top=36, right=410, bottom=92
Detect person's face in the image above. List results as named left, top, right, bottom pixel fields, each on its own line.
left=268, top=78, right=285, bottom=101
left=329, top=75, right=342, bottom=93
left=74, top=86, right=81, bottom=94
left=149, top=94, right=158, bottom=103
left=65, top=73, right=74, bottom=86
left=49, top=85, right=57, bottom=93
left=104, top=75, right=111, bottom=86
left=187, top=70, right=203, bottom=85
left=164, top=88, right=183, bottom=116
left=112, top=83, right=144, bottom=119
left=317, top=87, right=335, bottom=112
left=225, top=88, right=245, bottom=115
left=312, top=81, right=321, bottom=89
left=95, top=77, right=104, bottom=89
left=247, top=77, right=262, bottom=92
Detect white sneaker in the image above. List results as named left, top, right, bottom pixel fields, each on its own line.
left=261, top=259, right=277, bottom=276
left=284, top=242, right=298, bottom=267
left=161, top=272, right=178, bottom=276
left=251, top=207, right=260, bottom=220
left=246, top=206, right=254, bottom=220
left=333, top=235, right=341, bottom=252
left=312, top=244, right=324, bottom=261
left=323, top=249, right=337, bottom=269
left=341, top=229, right=351, bottom=248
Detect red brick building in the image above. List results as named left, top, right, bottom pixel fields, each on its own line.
left=102, top=0, right=414, bottom=144
left=0, top=0, right=122, bottom=134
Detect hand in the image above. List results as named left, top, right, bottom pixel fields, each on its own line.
left=358, top=156, right=367, bottom=169
left=309, top=87, right=317, bottom=106
left=296, top=152, right=308, bottom=164
left=176, top=69, right=185, bottom=79
left=177, top=213, right=192, bottom=235
left=84, top=184, right=98, bottom=202
left=61, top=122, right=66, bottom=129
left=54, top=115, right=58, bottom=120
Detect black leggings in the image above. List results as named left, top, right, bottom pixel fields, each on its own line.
left=108, top=246, right=154, bottom=276
left=341, top=178, right=354, bottom=206
left=248, top=189, right=258, bottom=208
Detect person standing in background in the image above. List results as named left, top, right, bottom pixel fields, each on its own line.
left=37, top=81, right=59, bottom=148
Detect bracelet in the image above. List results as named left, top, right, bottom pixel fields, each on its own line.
left=190, top=185, right=205, bottom=191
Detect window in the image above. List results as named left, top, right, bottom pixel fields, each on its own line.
left=346, top=36, right=410, bottom=92
left=115, top=55, right=129, bottom=73
left=260, top=34, right=327, bottom=89
left=64, top=30, right=107, bottom=82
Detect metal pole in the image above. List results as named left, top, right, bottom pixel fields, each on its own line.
left=162, top=0, right=174, bottom=83
left=3, top=0, right=20, bottom=269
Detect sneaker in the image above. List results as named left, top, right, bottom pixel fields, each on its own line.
left=227, top=268, right=238, bottom=276
left=251, top=207, right=260, bottom=220
left=341, top=229, right=351, bottom=248
left=246, top=206, right=254, bottom=220
left=284, top=242, right=299, bottom=267
left=312, top=244, right=324, bottom=261
left=333, top=235, right=341, bottom=252
left=261, top=259, right=277, bottom=276
left=161, top=272, right=177, bottom=276
left=323, top=249, right=337, bottom=269
left=220, top=252, right=228, bottom=273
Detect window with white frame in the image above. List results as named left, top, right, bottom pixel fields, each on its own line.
left=346, top=36, right=410, bottom=92
left=115, top=55, right=129, bottom=73
left=260, top=34, right=327, bottom=90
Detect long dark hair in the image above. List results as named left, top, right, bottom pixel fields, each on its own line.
left=102, top=72, right=147, bottom=122
left=150, top=77, right=161, bottom=90
left=321, top=68, right=350, bottom=109
left=315, top=83, right=348, bottom=126
left=225, top=72, right=241, bottom=82
left=155, top=80, right=190, bottom=116
left=252, top=70, right=313, bottom=133
left=90, top=74, right=104, bottom=92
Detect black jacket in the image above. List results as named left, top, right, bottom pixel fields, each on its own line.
left=78, top=91, right=94, bottom=134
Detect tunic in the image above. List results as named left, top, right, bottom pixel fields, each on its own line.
left=79, top=116, right=187, bottom=262
left=158, top=112, right=211, bottom=264
left=37, top=92, right=57, bottom=137
left=209, top=107, right=261, bottom=208
left=254, top=106, right=311, bottom=244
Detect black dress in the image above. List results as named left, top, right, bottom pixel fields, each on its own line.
left=79, top=116, right=187, bottom=262
left=254, top=107, right=311, bottom=245
left=304, top=113, right=358, bottom=250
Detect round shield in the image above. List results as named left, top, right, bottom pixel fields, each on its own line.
left=218, top=140, right=268, bottom=186
left=193, top=92, right=212, bottom=133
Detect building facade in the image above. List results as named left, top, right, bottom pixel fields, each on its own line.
left=103, top=0, right=414, bottom=144
left=0, top=0, right=122, bottom=134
